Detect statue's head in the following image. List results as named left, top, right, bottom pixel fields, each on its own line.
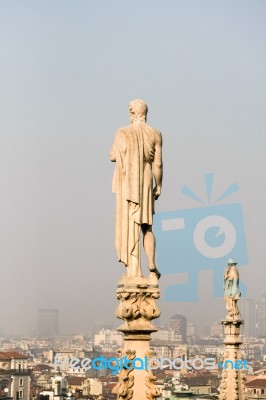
left=227, top=258, right=237, bottom=266
left=129, top=99, right=148, bottom=123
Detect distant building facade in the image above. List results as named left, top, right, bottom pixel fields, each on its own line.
left=242, top=337, right=264, bottom=361
left=94, top=329, right=123, bottom=347
left=37, top=309, right=59, bottom=338
left=256, top=295, right=266, bottom=337
left=0, top=351, right=31, bottom=400
left=202, top=324, right=210, bottom=337
left=211, top=322, right=223, bottom=338
left=150, top=343, right=188, bottom=359
left=151, top=328, right=181, bottom=342
left=187, top=323, right=197, bottom=338
left=240, top=298, right=256, bottom=337
left=245, top=378, right=266, bottom=399
left=170, top=314, right=187, bottom=343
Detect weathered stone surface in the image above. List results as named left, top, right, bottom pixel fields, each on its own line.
left=110, top=99, right=162, bottom=280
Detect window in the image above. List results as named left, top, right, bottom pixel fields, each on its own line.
left=19, top=379, right=23, bottom=386
left=19, top=390, right=23, bottom=399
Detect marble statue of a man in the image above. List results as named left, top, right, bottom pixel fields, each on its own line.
left=110, top=99, right=163, bottom=279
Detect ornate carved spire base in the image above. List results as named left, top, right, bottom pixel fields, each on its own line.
left=219, top=319, right=247, bottom=400
left=113, top=276, right=160, bottom=400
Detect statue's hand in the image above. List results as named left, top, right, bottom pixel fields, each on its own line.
left=153, top=186, right=161, bottom=200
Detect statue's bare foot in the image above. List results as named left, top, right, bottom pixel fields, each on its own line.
left=149, top=267, right=161, bottom=280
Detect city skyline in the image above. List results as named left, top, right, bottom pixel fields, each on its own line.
left=1, top=0, right=266, bottom=334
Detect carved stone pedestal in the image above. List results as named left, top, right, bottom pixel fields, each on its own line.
left=113, top=276, right=160, bottom=400
left=219, top=318, right=247, bottom=400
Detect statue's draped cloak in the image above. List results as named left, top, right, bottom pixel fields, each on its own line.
left=111, top=123, right=156, bottom=266
left=224, top=266, right=241, bottom=299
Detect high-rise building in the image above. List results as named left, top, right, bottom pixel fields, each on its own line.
left=187, top=323, right=197, bottom=338
left=170, top=314, right=187, bottom=342
left=256, top=295, right=266, bottom=337
left=240, top=298, right=256, bottom=337
left=37, top=309, right=59, bottom=338
left=211, top=322, right=223, bottom=337
left=202, top=324, right=210, bottom=337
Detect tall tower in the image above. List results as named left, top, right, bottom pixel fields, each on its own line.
left=256, top=295, right=266, bottom=337
left=37, top=309, right=59, bottom=338
left=170, top=314, right=187, bottom=342
left=219, top=259, right=246, bottom=400
left=240, top=298, right=256, bottom=337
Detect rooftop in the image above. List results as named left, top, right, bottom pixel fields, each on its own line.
left=246, top=378, right=266, bottom=389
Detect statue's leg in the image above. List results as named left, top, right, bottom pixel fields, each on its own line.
left=229, top=298, right=233, bottom=316
left=232, top=299, right=239, bottom=317
left=128, top=203, right=142, bottom=278
left=142, top=224, right=161, bottom=279
left=131, top=223, right=141, bottom=277
left=232, top=300, right=236, bottom=316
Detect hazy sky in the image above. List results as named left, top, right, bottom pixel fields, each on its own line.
left=0, top=0, right=266, bottom=335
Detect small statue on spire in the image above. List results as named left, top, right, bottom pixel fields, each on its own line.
left=224, top=258, right=241, bottom=319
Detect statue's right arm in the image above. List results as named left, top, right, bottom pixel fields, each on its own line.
left=153, top=131, right=163, bottom=199
left=110, top=130, right=126, bottom=162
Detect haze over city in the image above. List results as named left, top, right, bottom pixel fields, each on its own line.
left=1, top=0, right=266, bottom=335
